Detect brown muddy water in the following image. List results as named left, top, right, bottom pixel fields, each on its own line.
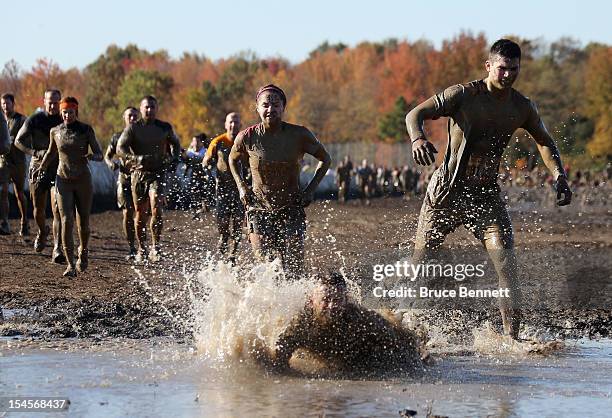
left=1, top=337, right=611, bottom=417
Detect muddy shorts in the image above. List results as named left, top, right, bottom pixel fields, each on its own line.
left=28, top=163, right=56, bottom=194
left=117, top=173, right=133, bottom=209
left=216, top=181, right=244, bottom=219
left=247, top=205, right=306, bottom=243
left=0, top=159, right=25, bottom=187
left=131, top=170, right=165, bottom=204
left=415, top=184, right=513, bottom=250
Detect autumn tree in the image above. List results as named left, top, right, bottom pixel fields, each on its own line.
left=584, top=45, right=612, bottom=158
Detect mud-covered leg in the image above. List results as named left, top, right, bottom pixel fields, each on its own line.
left=55, top=181, right=76, bottom=277
left=51, top=185, right=65, bottom=263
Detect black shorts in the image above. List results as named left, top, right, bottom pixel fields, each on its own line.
left=247, top=205, right=306, bottom=242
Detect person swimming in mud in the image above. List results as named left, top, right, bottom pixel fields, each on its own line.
left=405, top=39, right=572, bottom=339
left=203, top=112, right=245, bottom=263
left=35, top=97, right=103, bottom=277
left=254, top=273, right=424, bottom=376
left=228, top=84, right=331, bottom=279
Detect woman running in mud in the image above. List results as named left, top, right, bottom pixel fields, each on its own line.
left=228, top=84, right=331, bottom=279
left=35, top=97, right=103, bottom=277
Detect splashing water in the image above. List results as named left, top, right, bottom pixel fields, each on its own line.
left=189, top=259, right=317, bottom=363
left=473, top=322, right=564, bottom=356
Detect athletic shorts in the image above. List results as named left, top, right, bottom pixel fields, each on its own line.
left=28, top=163, right=56, bottom=194
left=117, top=173, right=133, bottom=209
left=0, top=159, right=26, bottom=187
left=131, top=170, right=165, bottom=204
left=247, top=205, right=306, bottom=242
left=414, top=181, right=513, bottom=249
left=216, top=181, right=244, bottom=219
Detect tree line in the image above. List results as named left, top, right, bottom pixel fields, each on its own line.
left=1, top=32, right=610, bottom=166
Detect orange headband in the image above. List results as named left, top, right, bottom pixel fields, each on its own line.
left=60, top=102, right=78, bottom=111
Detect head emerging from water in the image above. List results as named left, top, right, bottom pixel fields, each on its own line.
left=486, top=39, right=521, bottom=91
left=310, top=273, right=349, bottom=319
left=256, top=84, right=286, bottom=127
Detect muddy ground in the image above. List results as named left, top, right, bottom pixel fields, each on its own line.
left=0, top=193, right=610, bottom=341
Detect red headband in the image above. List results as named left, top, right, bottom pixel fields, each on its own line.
left=60, top=102, right=78, bottom=111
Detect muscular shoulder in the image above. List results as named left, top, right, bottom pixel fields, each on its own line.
left=25, top=111, right=44, bottom=127
left=49, top=124, right=63, bottom=137
left=510, top=89, right=538, bottom=112
left=154, top=119, right=173, bottom=132
left=240, top=123, right=261, bottom=139
left=13, top=112, right=26, bottom=124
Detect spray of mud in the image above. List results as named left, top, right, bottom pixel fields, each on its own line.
left=188, top=259, right=317, bottom=363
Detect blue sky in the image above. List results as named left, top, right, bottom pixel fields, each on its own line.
left=3, top=0, right=609, bottom=70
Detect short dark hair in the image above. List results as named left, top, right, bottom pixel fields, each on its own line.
left=141, top=95, right=158, bottom=104
left=490, top=39, right=521, bottom=61
left=194, top=133, right=208, bottom=141
left=1, top=93, right=15, bottom=103
left=123, top=106, right=138, bottom=114
left=319, top=272, right=347, bottom=291
left=44, top=88, right=61, bottom=98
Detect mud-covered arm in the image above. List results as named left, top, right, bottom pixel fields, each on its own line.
left=523, top=101, right=566, bottom=180
left=14, top=116, right=38, bottom=157
left=405, top=85, right=464, bottom=166
left=202, top=138, right=218, bottom=167
left=104, top=136, right=119, bottom=171
left=522, top=101, right=571, bottom=205
left=0, top=112, right=9, bottom=155
left=38, top=130, right=59, bottom=171
left=116, top=125, right=134, bottom=159
left=229, top=133, right=251, bottom=204
left=87, top=126, right=103, bottom=162
left=166, top=127, right=181, bottom=163
left=301, top=128, right=331, bottom=206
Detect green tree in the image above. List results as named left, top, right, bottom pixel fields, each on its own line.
left=378, top=96, right=411, bottom=143
left=111, top=69, right=173, bottom=133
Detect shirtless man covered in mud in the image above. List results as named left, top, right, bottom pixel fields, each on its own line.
left=203, top=112, right=244, bottom=263
left=405, top=39, right=572, bottom=339
left=15, top=89, right=64, bottom=262
left=105, top=106, right=139, bottom=259
left=255, top=273, right=423, bottom=376
left=0, top=94, right=28, bottom=236
left=117, top=96, right=181, bottom=263
left=229, top=85, right=331, bottom=279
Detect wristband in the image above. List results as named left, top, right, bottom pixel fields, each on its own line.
left=411, top=136, right=426, bottom=144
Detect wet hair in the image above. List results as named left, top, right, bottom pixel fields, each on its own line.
left=123, top=106, right=138, bottom=114
left=319, top=272, right=347, bottom=291
left=44, top=88, right=61, bottom=99
left=490, top=39, right=521, bottom=61
left=1, top=93, right=15, bottom=103
left=141, top=95, right=158, bottom=104
left=256, top=84, right=287, bottom=107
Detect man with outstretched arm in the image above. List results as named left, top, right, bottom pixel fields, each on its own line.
left=405, top=39, right=572, bottom=339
